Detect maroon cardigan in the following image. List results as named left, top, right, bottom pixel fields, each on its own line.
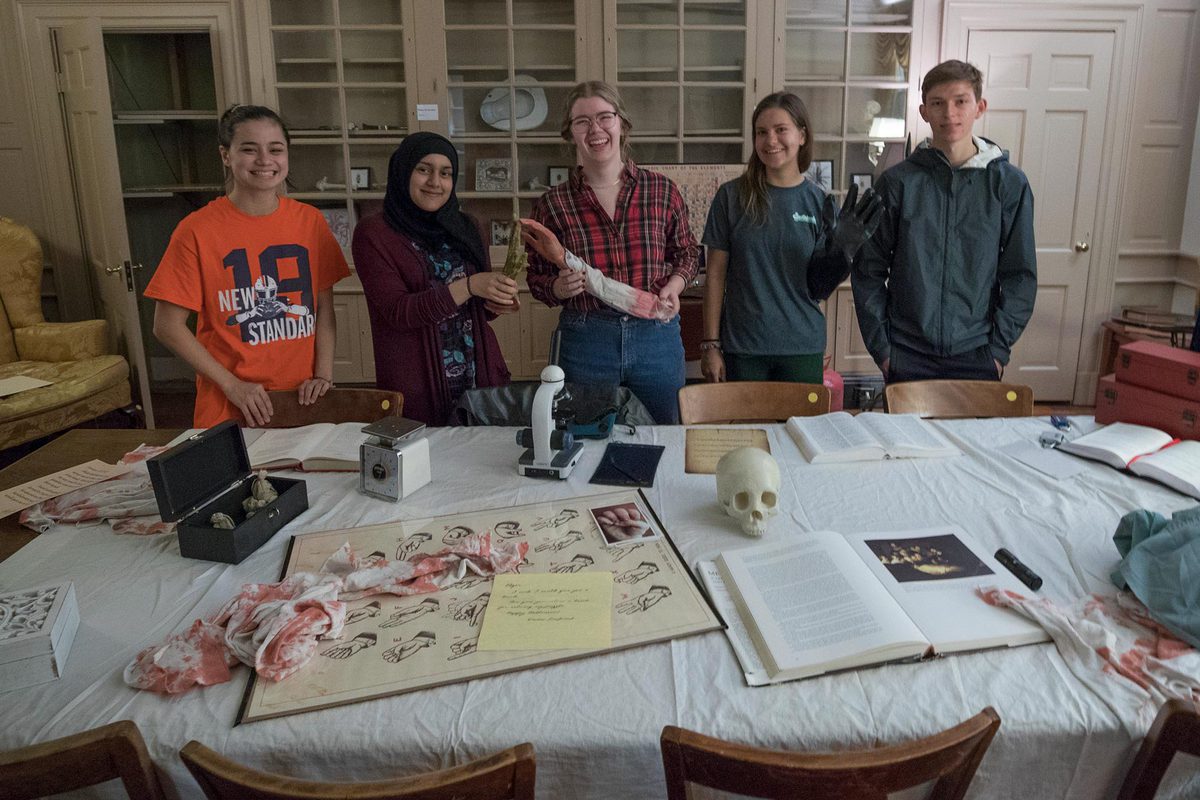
left=351, top=214, right=510, bottom=425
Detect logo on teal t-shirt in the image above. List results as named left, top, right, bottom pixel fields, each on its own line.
left=792, top=211, right=817, bottom=225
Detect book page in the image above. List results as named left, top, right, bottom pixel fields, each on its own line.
left=696, top=561, right=769, bottom=686
left=1059, top=422, right=1175, bottom=470
left=842, top=528, right=1048, bottom=653
left=1129, top=440, right=1200, bottom=499
left=717, top=533, right=926, bottom=679
left=786, top=412, right=883, bottom=463
left=857, top=413, right=961, bottom=458
left=0, top=460, right=130, bottom=518
left=247, top=423, right=335, bottom=468
left=305, top=422, right=371, bottom=466
left=684, top=428, right=770, bottom=474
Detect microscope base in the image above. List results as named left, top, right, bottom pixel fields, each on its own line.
left=518, top=442, right=584, bottom=479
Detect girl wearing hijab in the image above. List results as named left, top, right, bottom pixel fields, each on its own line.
left=352, top=132, right=518, bottom=425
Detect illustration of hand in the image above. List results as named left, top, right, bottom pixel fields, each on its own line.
left=380, top=599, right=438, bottom=628
left=454, top=592, right=491, bottom=626
left=321, top=633, right=376, bottom=659
left=345, top=601, right=381, bottom=625
left=383, top=631, right=435, bottom=663
left=449, top=638, right=478, bottom=660
left=536, top=529, right=584, bottom=552
left=616, top=562, right=658, bottom=584
left=596, top=506, right=651, bottom=542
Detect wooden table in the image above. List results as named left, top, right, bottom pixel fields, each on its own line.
left=0, top=428, right=183, bottom=562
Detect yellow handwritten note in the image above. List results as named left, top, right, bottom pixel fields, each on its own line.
left=477, top=572, right=613, bottom=651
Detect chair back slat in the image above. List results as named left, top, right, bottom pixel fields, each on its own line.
left=678, top=381, right=830, bottom=425
left=0, top=720, right=167, bottom=800
left=259, top=388, right=404, bottom=428
left=885, top=380, right=1033, bottom=418
left=1117, top=699, right=1200, bottom=800
left=180, top=740, right=535, bottom=800
left=661, top=708, right=1000, bottom=800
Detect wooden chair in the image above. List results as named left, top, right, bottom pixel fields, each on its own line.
left=677, top=381, right=830, bottom=425
left=660, top=707, right=1000, bottom=800
left=180, top=740, right=535, bottom=800
left=0, top=720, right=167, bottom=800
left=260, top=388, right=403, bottom=428
left=1117, top=699, right=1200, bottom=800
left=884, top=380, right=1033, bottom=418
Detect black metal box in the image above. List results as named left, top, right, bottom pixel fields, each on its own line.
left=147, top=421, right=308, bottom=564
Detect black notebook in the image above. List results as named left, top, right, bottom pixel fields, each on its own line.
left=589, top=442, right=665, bottom=488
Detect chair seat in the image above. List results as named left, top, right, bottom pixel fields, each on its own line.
left=0, top=356, right=130, bottom=423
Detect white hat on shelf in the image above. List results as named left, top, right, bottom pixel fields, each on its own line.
left=479, top=74, right=548, bottom=132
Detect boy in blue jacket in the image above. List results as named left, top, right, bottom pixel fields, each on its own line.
left=852, top=59, right=1037, bottom=383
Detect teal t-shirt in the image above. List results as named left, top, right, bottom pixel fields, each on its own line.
left=702, top=178, right=827, bottom=356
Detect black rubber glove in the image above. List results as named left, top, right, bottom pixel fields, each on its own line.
left=822, top=183, right=884, bottom=262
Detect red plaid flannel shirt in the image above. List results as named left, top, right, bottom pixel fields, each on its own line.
left=527, top=162, right=699, bottom=311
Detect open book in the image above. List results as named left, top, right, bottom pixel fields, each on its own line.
left=704, top=528, right=1048, bottom=684
left=786, top=412, right=961, bottom=463
left=1059, top=422, right=1200, bottom=499
left=246, top=422, right=368, bottom=471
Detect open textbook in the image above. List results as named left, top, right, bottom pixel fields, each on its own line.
left=1059, top=422, right=1200, bottom=499
left=702, top=528, right=1048, bottom=684
left=786, top=412, right=961, bottom=463
left=246, top=422, right=368, bottom=471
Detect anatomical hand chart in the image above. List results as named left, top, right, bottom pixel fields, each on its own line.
left=238, top=490, right=721, bottom=723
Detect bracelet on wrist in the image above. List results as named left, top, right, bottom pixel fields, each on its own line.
left=465, top=275, right=476, bottom=298
left=699, top=340, right=722, bottom=352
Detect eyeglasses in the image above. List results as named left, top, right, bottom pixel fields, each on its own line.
left=569, top=111, right=619, bottom=133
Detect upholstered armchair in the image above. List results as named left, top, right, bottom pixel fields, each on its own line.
left=0, top=217, right=131, bottom=450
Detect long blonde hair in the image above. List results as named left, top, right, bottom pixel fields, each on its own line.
left=738, top=92, right=814, bottom=225
left=558, top=80, right=634, bottom=163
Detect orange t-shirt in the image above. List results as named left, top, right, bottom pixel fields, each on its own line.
left=145, top=196, right=350, bottom=427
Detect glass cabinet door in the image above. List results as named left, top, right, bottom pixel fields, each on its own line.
left=781, top=0, right=913, bottom=194
left=613, top=0, right=750, bottom=165
left=444, top=0, right=580, bottom=232
left=267, top=0, right=411, bottom=257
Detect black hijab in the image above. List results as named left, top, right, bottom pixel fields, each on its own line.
left=382, top=132, right=486, bottom=268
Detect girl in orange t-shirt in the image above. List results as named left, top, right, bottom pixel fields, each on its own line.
left=145, top=105, right=349, bottom=427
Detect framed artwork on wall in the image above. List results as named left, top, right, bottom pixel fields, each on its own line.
left=476, top=158, right=512, bottom=192
left=805, top=160, right=833, bottom=193
left=350, top=167, right=371, bottom=190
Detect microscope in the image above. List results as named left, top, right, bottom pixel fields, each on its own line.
left=516, top=364, right=584, bottom=479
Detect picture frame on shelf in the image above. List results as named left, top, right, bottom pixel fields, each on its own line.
left=476, top=158, right=512, bottom=192
left=805, top=160, right=833, bottom=193
left=851, top=173, right=873, bottom=192
left=548, top=167, right=570, bottom=187
left=319, top=208, right=353, bottom=251
left=490, top=219, right=514, bottom=247
left=350, top=167, right=371, bottom=190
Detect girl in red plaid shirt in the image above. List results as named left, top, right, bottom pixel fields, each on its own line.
left=522, top=81, right=699, bottom=424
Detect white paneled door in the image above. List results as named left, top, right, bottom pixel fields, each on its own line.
left=55, top=19, right=155, bottom=426
left=966, top=30, right=1115, bottom=400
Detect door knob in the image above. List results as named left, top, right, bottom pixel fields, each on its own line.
left=105, top=262, right=143, bottom=275
left=1074, top=241, right=1090, bottom=253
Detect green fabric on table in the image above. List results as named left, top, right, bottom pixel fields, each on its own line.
left=1112, top=505, right=1200, bottom=649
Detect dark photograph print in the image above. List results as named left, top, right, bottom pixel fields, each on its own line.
left=864, top=534, right=994, bottom=583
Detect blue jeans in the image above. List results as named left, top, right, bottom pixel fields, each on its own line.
left=556, top=309, right=685, bottom=424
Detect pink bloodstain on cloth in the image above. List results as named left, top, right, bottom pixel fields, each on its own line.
left=21, top=444, right=174, bottom=536
left=125, top=533, right=527, bottom=693
left=978, top=587, right=1200, bottom=732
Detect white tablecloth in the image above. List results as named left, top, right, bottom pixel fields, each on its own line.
left=2, top=418, right=1198, bottom=799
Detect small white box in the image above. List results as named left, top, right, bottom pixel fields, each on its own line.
left=0, top=582, right=79, bottom=691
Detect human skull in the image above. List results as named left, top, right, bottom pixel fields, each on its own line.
left=715, top=447, right=780, bottom=537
